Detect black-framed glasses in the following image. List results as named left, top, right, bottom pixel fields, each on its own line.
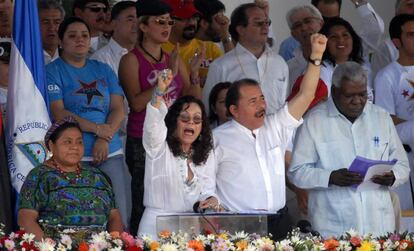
left=154, top=18, right=175, bottom=26
left=250, top=19, right=271, bottom=27
left=178, top=113, right=203, bottom=124
left=85, top=6, right=108, bottom=13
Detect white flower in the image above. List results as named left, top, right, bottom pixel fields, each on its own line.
left=4, top=239, right=15, bottom=250
left=36, top=238, right=56, bottom=251
left=338, top=240, right=352, bottom=251
left=8, top=232, right=18, bottom=240
left=346, top=229, right=359, bottom=237
left=91, top=233, right=109, bottom=250
left=108, top=247, right=122, bottom=251
left=113, top=238, right=123, bottom=247
left=232, top=231, right=249, bottom=241
left=161, top=243, right=178, bottom=251
left=89, top=243, right=102, bottom=251
left=22, top=233, right=35, bottom=244
left=59, top=234, right=72, bottom=248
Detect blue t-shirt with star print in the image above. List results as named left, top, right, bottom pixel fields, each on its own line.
left=46, top=58, right=124, bottom=157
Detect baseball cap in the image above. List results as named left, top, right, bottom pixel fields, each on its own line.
left=136, top=0, right=171, bottom=18
left=164, top=0, right=200, bottom=19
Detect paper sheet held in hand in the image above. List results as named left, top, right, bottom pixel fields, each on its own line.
left=348, top=156, right=397, bottom=192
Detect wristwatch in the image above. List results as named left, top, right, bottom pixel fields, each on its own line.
left=309, top=58, right=322, bottom=66
left=354, top=0, right=368, bottom=8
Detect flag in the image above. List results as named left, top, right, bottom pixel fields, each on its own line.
left=6, top=0, right=51, bottom=192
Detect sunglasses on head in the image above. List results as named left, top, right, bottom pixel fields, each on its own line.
left=154, top=18, right=175, bottom=26
left=85, top=6, right=108, bottom=13
left=178, top=113, right=202, bottom=125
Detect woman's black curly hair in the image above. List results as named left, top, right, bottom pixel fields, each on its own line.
left=164, top=95, right=213, bottom=165
left=320, top=17, right=364, bottom=65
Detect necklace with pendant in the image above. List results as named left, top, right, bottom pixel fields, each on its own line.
left=140, top=42, right=164, bottom=63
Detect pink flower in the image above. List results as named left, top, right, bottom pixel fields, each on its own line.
left=121, top=232, right=136, bottom=247
left=4, top=239, right=15, bottom=250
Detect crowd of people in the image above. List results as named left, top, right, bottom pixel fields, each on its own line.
left=1, top=0, right=414, bottom=241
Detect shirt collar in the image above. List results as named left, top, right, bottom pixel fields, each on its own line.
left=108, top=38, right=129, bottom=56
left=235, top=42, right=271, bottom=59
left=231, top=119, right=260, bottom=139
left=327, top=96, right=368, bottom=119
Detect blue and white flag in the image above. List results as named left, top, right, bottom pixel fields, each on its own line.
left=6, top=0, right=51, bottom=192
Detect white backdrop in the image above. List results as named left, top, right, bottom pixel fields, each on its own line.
left=220, top=0, right=394, bottom=50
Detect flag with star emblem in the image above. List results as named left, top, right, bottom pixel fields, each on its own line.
left=6, top=0, right=51, bottom=192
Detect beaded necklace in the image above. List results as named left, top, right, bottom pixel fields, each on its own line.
left=50, top=159, right=82, bottom=184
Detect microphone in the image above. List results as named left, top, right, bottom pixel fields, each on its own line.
left=193, top=201, right=205, bottom=213
left=296, top=220, right=320, bottom=237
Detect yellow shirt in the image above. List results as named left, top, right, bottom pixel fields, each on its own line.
left=162, top=39, right=223, bottom=88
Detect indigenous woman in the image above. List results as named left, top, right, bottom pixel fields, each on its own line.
left=18, top=117, right=123, bottom=241
left=138, top=70, right=219, bottom=238
left=118, top=0, right=202, bottom=234
left=46, top=17, right=131, bottom=228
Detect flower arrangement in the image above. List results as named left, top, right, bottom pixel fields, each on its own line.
left=1, top=223, right=414, bottom=251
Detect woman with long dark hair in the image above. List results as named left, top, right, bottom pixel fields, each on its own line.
left=288, top=17, right=373, bottom=110
left=139, top=70, right=218, bottom=238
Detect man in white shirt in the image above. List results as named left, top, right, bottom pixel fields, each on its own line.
left=38, top=1, right=65, bottom=65
left=203, top=3, right=288, bottom=115
left=91, top=1, right=137, bottom=76
left=72, top=0, right=110, bottom=55
left=213, top=33, right=327, bottom=240
left=286, top=1, right=384, bottom=91
left=375, top=14, right=414, bottom=210
left=290, top=62, right=409, bottom=237
left=371, top=0, right=414, bottom=77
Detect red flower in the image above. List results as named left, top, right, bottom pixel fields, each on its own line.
left=78, top=242, right=89, bottom=251
left=126, top=246, right=143, bottom=251
left=350, top=236, right=362, bottom=247
left=21, top=241, right=39, bottom=251
left=324, top=238, right=339, bottom=251
left=0, top=236, right=8, bottom=245
left=15, top=230, right=25, bottom=237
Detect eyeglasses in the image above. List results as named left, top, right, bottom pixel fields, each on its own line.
left=291, top=17, right=320, bottom=30
left=178, top=114, right=203, bottom=124
left=250, top=19, right=271, bottom=27
left=154, top=18, right=175, bottom=26
left=85, top=6, right=108, bottom=13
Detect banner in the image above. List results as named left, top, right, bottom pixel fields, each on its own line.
left=6, top=0, right=51, bottom=192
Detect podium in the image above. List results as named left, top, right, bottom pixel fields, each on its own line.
left=156, top=213, right=273, bottom=236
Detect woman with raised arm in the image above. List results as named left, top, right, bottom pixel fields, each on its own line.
left=139, top=69, right=219, bottom=238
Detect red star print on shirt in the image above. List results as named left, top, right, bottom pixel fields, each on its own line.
left=75, top=80, right=104, bottom=105
left=402, top=89, right=410, bottom=98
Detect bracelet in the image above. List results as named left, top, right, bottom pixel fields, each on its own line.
left=95, top=124, right=100, bottom=137
left=151, top=86, right=165, bottom=106
left=155, top=86, right=166, bottom=97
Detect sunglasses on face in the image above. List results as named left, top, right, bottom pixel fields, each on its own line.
left=85, top=6, right=108, bottom=13
left=178, top=113, right=202, bottom=125
left=172, top=16, right=200, bottom=22
left=154, top=18, right=175, bottom=26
